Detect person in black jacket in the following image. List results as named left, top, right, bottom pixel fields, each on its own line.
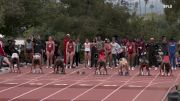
left=147, top=38, right=158, bottom=70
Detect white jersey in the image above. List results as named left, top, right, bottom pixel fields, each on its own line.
left=84, top=42, right=91, bottom=52
left=111, top=42, right=118, bottom=54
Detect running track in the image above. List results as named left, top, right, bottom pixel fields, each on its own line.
left=0, top=66, right=179, bottom=101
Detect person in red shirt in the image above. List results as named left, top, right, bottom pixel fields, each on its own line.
left=126, top=40, right=135, bottom=70
left=160, top=52, right=172, bottom=76
left=63, top=34, right=70, bottom=64
left=0, top=38, right=12, bottom=72
left=66, top=39, right=75, bottom=69
left=96, top=49, right=107, bottom=75
left=46, top=36, right=55, bottom=68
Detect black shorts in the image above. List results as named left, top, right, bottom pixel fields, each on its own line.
left=12, top=58, right=19, bottom=64
left=85, top=51, right=90, bottom=54
left=99, top=61, right=106, bottom=67
left=33, top=59, right=40, bottom=65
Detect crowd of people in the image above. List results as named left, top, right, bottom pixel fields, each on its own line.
left=0, top=34, right=179, bottom=74
left=64, top=34, right=180, bottom=71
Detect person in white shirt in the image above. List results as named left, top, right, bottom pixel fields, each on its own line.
left=111, top=37, right=118, bottom=68
left=84, top=38, right=91, bottom=68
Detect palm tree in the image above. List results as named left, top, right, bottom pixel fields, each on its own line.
left=144, top=0, right=149, bottom=14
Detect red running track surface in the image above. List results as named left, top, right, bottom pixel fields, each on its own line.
left=0, top=66, right=179, bottom=101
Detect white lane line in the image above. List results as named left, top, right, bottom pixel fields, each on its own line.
left=128, top=85, right=142, bottom=88
left=0, top=71, right=30, bottom=84
left=79, top=84, right=91, bottom=86
left=161, top=73, right=180, bottom=101
left=4, top=83, right=19, bottom=85
left=0, top=71, right=54, bottom=93
left=8, top=68, right=84, bottom=101
left=149, top=81, right=172, bottom=86
left=103, top=85, right=117, bottom=87
left=71, top=71, right=119, bottom=101
left=101, top=72, right=139, bottom=101
left=39, top=72, right=93, bottom=101
left=54, top=84, right=68, bottom=86
left=131, top=73, right=159, bottom=101
left=29, top=83, right=43, bottom=85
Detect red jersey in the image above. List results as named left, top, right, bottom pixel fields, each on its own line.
left=63, top=36, right=70, bottom=64
left=163, top=55, right=170, bottom=63
left=0, top=43, right=6, bottom=56
left=104, top=43, right=111, bottom=53
left=98, top=52, right=106, bottom=62
left=127, top=42, right=134, bottom=54
left=47, top=41, right=54, bottom=52
left=67, top=42, right=74, bottom=53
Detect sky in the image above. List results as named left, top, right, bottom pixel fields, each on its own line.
left=107, top=0, right=164, bottom=14
left=134, top=0, right=164, bottom=14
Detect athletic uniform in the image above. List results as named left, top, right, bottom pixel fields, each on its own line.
left=0, top=42, right=5, bottom=58
left=163, top=55, right=170, bottom=63
left=105, top=43, right=111, bottom=55
left=11, top=49, right=19, bottom=59
left=33, top=40, right=43, bottom=65
left=126, top=42, right=135, bottom=68
left=127, top=43, right=134, bottom=55
left=46, top=41, right=54, bottom=53
left=64, top=37, right=70, bottom=64
left=98, top=50, right=106, bottom=67
left=67, top=42, right=74, bottom=54
left=0, top=41, right=6, bottom=69
left=168, top=42, right=176, bottom=69
left=84, top=42, right=91, bottom=53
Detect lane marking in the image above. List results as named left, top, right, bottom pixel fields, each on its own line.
left=71, top=71, right=121, bottom=101
left=103, top=85, right=117, bottom=87
left=161, top=73, right=180, bottom=101
left=0, top=71, right=30, bottom=84
left=101, top=72, right=139, bottom=101
left=131, top=73, right=159, bottom=101
left=128, top=85, right=143, bottom=88
left=79, top=84, right=91, bottom=86
left=54, top=84, right=68, bottom=86
left=39, top=72, right=93, bottom=101
left=8, top=68, right=84, bottom=101
left=0, top=71, right=54, bottom=93
left=5, top=83, right=19, bottom=85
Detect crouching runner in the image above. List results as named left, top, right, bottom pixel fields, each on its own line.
left=32, top=39, right=43, bottom=74
left=95, top=49, right=107, bottom=75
